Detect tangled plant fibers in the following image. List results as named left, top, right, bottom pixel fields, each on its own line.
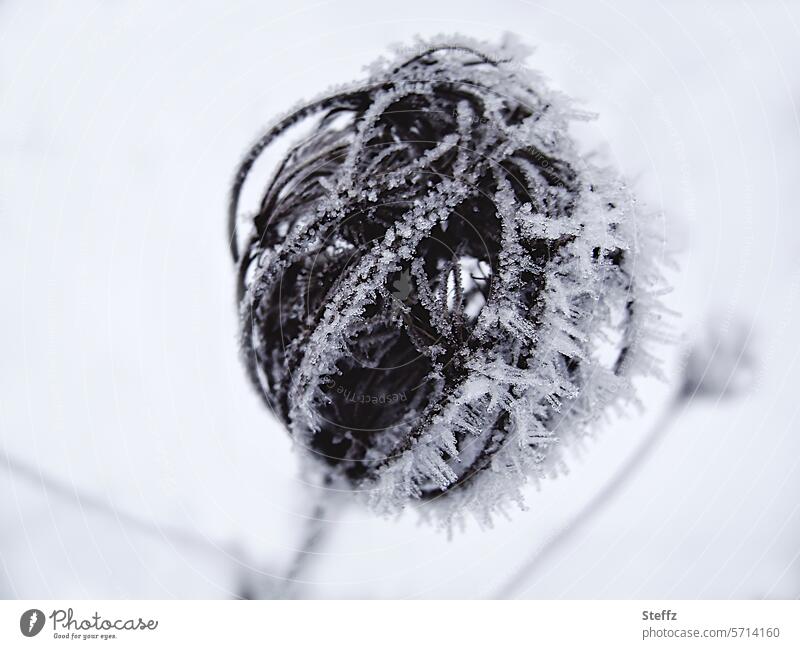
left=229, top=35, right=667, bottom=526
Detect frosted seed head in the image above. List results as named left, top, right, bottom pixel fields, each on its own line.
left=231, top=34, right=668, bottom=530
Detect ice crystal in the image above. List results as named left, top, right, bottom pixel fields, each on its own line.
left=229, top=34, right=668, bottom=527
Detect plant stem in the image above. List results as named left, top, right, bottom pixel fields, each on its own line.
left=275, top=499, right=335, bottom=599
left=2, top=453, right=260, bottom=572
left=493, top=393, right=683, bottom=599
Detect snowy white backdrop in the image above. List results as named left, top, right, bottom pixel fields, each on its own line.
left=1, top=0, right=799, bottom=598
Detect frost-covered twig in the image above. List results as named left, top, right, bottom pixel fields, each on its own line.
left=493, top=395, right=679, bottom=599
left=494, top=318, right=755, bottom=598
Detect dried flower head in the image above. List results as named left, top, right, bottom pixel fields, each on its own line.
left=680, top=316, right=756, bottom=400
left=229, top=34, right=666, bottom=526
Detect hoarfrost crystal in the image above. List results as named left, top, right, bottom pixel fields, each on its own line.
left=229, top=35, right=667, bottom=527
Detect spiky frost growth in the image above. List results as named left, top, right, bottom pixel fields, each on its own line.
left=229, top=34, right=667, bottom=527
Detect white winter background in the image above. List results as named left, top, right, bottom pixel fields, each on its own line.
left=1, top=0, right=799, bottom=599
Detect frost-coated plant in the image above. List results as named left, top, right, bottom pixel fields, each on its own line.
left=229, top=34, right=667, bottom=528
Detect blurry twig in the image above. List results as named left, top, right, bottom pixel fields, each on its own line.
left=494, top=394, right=680, bottom=599
left=3, top=453, right=344, bottom=600
left=274, top=501, right=332, bottom=599
left=494, top=316, right=756, bottom=599
left=1, top=453, right=260, bottom=572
